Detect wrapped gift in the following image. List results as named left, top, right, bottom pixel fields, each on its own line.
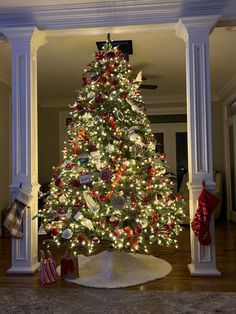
left=60, top=248, right=79, bottom=279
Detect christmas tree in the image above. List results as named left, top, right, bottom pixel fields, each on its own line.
left=38, top=35, right=184, bottom=255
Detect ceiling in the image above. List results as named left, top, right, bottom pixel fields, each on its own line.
left=0, top=1, right=236, bottom=110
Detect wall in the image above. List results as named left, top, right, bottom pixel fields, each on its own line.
left=211, top=100, right=225, bottom=174
left=0, top=81, right=11, bottom=234
left=38, top=106, right=70, bottom=185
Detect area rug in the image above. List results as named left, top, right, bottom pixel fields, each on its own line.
left=0, top=288, right=235, bottom=313
left=57, top=250, right=172, bottom=288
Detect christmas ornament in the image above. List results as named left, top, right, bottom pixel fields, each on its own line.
left=110, top=194, right=126, bottom=210
left=116, top=110, right=124, bottom=121
left=83, top=191, right=99, bottom=212
left=92, top=236, right=100, bottom=245
left=110, top=91, right=117, bottom=100
left=50, top=226, right=60, bottom=236
left=77, top=155, right=90, bottom=165
left=65, top=211, right=72, bottom=219
left=87, top=91, right=95, bottom=102
left=59, top=194, right=66, bottom=203
left=61, top=228, right=73, bottom=239
left=79, top=173, right=93, bottom=185
left=74, top=211, right=84, bottom=221
left=55, top=178, right=64, bottom=187
left=105, top=143, right=115, bottom=153
left=100, top=168, right=112, bottom=181
left=140, top=219, right=148, bottom=228
left=109, top=215, right=119, bottom=226
left=81, top=217, right=93, bottom=230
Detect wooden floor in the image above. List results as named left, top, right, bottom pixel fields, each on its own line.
left=0, top=221, right=235, bottom=292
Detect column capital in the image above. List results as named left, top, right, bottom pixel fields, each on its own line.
left=175, top=15, right=220, bottom=42
left=1, top=27, right=47, bottom=50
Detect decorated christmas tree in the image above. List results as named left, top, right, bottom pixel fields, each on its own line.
left=38, top=35, right=184, bottom=255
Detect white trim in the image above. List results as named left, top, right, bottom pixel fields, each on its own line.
left=45, top=23, right=175, bottom=38
left=0, top=1, right=230, bottom=32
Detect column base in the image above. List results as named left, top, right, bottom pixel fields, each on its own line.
left=6, top=262, right=40, bottom=275
left=188, top=263, right=221, bottom=277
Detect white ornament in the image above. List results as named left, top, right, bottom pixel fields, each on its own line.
left=59, top=194, right=66, bottom=203
left=126, top=98, right=143, bottom=113
left=134, top=71, right=142, bottom=83
left=140, top=219, right=148, bottom=228
left=61, top=228, right=73, bottom=239
left=65, top=211, right=72, bottom=219
left=74, top=211, right=84, bottom=221
left=110, top=216, right=119, bottom=222
left=81, top=217, right=93, bottom=230
left=105, top=143, right=115, bottom=153
left=83, top=191, right=99, bottom=212
left=87, top=91, right=95, bottom=102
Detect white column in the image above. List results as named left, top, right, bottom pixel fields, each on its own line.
left=176, top=16, right=221, bottom=276
left=1, top=27, right=47, bottom=274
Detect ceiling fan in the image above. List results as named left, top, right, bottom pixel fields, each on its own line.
left=96, top=37, right=158, bottom=90
left=139, top=76, right=158, bottom=90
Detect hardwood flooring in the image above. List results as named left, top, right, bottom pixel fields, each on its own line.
left=0, top=221, right=235, bottom=292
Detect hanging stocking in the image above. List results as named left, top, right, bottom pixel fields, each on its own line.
left=191, top=181, right=219, bottom=245
left=3, top=186, right=32, bottom=239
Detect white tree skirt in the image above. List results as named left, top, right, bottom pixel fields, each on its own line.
left=57, top=250, right=172, bottom=288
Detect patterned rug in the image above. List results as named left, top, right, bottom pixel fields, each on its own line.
left=0, top=287, right=235, bottom=313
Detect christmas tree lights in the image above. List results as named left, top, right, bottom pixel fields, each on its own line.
left=38, top=35, right=184, bottom=255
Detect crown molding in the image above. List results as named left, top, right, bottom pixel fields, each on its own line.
left=0, top=1, right=230, bottom=34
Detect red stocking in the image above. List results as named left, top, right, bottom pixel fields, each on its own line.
left=191, top=181, right=219, bottom=246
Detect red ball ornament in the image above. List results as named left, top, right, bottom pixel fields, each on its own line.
left=50, top=226, right=60, bottom=236
left=92, top=236, right=100, bottom=245
left=98, top=194, right=106, bottom=202
left=77, top=234, right=85, bottom=243
left=107, top=51, right=116, bottom=59
left=90, top=189, right=98, bottom=197
left=82, top=76, right=91, bottom=84
left=156, top=194, right=163, bottom=200
left=112, top=80, right=119, bottom=88
left=163, top=224, right=170, bottom=230
left=99, top=76, right=108, bottom=84
left=134, top=225, right=142, bottom=235
left=55, top=178, right=64, bottom=187
left=152, top=213, right=159, bottom=222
